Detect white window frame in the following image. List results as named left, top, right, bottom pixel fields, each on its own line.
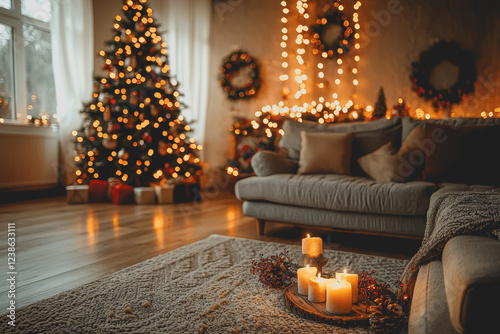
left=0, top=0, right=52, bottom=125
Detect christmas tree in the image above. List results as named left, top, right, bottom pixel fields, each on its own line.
left=373, top=87, right=388, bottom=119
left=73, top=0, right=201, bottom=186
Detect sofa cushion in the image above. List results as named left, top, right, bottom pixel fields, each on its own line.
left=358, top=127, right=426, bottom=182
left=442, top=236, right=500, bottom=333
left=408, top=261, right=458, bottom=334
left=280, top=117, right=401, bottom=160
left=421, top=123, right=500, bottom=185
left=235, top=174, right=437, bottom=216
left=350, top=124, right=402, bottom=176
left=251, top=151, right=298, bottom=177
left=298, top=131, right=353, bottom=175
left=242, top=201, right=426, bottom=237
left=402, top=117, right=500, bottom=142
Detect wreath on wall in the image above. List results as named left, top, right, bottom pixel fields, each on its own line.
left=310, top=9, right=353, bottom=59
left=219, top=50, right=261, bottom=100
left=410, top=41, right=476, bottom=109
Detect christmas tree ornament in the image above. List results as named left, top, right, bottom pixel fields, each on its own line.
left=107, top=122, right=120, bottom=133
left=84, top=125, right=97, bottom=138
left=136, top=21, right=146, bottom=32
left=117, top=149, right=128, bottom=159
left=98, top=93, right=110, bottom=103
left=158, top=141, right=168, bottom=156
left=102, top=137, right=118, bottom=150
left=150, top=104, right=159, bottom=117
left=103, top=108, right=111, bottom=121
left=120, top=30, right=133, bottom=43
left=142, top=133, right=152, bottom=144
left=124, top=56, right=137, bottom=70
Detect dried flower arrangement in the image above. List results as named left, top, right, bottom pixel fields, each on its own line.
left=250, top=249, right=297, bottom=289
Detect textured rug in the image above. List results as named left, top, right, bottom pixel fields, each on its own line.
left=2, top=235, right=407, bottom=333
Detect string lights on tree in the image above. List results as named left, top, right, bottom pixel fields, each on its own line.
left=73, top=0, right=201, bottom=186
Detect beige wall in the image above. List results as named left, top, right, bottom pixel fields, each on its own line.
left=93, top=0, right=500, bottom=171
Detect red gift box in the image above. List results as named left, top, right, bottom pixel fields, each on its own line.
left=89, top=180, right=109, bottom=202
left=112, top=184, right=134, bottom=205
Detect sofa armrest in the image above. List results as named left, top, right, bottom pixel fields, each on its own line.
left=251, top=151, right=298, bottom=177
left=442, top=235, right=500, bottom=333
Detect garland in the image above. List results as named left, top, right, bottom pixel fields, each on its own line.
left=411, top=41, right=476, bottom=109
left=219, top=50, right=261, bottom=100
left=310, top=9, right=353, bottom=58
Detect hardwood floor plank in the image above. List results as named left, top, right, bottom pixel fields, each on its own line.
left=0, top=192, right=419, bottom=309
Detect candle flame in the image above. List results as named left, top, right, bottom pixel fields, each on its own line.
left=306, top=265, right=309, bottom=269
left=344, top=269, right=347, bottom=275
left=337, top=276, right=341, bottom=283
left=318, top=273, right=321, bottom=279
left=307, top=234, right=310, bottom=238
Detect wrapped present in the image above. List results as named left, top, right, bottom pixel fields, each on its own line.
left=134, top=187, right=156, bottom=204
left=66, top=185, right=89, bottom=204
left=108, top=177, right=123, bottom=199
left=174, top=183, right=202, bottom=203
left=89, top=180, right=109, bottom=202
left=154, top=184, right=175, bottom=204
left=112, top=184, right=134, bottom=205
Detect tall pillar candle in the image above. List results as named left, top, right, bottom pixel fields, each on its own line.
left=336, top=270, right=359, bottom=303
left=302, top=234, right=323, bottom=258
left=326, top=279, right=352, bottom=314
left=297, top=265, right=317, bottom=295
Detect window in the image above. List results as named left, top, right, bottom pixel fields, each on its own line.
left=0, top=0, right=55, bottom=125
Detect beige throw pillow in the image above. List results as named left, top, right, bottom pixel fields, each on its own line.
left=358, top=127, right=425, bottom=182
left=298, top=131, right=354, bottom=175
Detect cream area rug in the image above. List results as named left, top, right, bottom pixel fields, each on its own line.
left=2, top=235, right=407, bottom=333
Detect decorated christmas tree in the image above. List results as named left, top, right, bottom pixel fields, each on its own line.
left=373, top=87, right=388, bottom=119
left=73, top=0, right=201, bottom=186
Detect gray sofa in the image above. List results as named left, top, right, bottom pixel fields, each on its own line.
left=408, top=188, right=500, bottom=334
left=235, top=117, right=500, bottom=238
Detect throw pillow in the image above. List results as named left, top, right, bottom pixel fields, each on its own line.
left=421, top=123, right=500, bottom=184
left=297, top=131, right=354, bottom=175
left=357, top=142, right=400, bottom=182
left=280, top=117, right=401, bottom=160
left=357, top=127, right=426, bottom=182
left=350, top=124, right=402, bottom=176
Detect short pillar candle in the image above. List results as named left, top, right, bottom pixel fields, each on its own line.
left=308, top=274, right=332, bottom=303
left=302, top=234, right=323, bottom=258
left=336, top=270, right=359, bottom=303
left=297, top=265, right=317, bottom=295
left=326, top=278, right=352, bottom=314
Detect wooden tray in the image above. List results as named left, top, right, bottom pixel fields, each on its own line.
left=284, top=284, right=370, bottom=327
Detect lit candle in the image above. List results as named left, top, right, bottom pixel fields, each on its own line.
left=297, top=265, right=317, bottom=295
left=308, top=274, right=332, bottom=302
left=302, top=234, right=323, bottom=258
left=336, top=269, right=359, bottom=303
left=326, top=277, right=352, bottom=314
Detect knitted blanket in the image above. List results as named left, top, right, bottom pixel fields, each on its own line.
left=398, top=191, right=500, bottom=302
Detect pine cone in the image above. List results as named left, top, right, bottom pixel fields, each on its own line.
left=369, top=295, right=407, bottom=334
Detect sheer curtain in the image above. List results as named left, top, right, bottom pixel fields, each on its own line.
left=157, top=0, right=211, bottom=147
left=51, top=0, right=93, bottom=185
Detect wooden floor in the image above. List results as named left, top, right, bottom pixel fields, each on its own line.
left=0, top=191, right=420, bottom=309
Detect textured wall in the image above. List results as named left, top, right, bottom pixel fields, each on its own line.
left=93, top=0, right=500, bottom=171
left=204, top=0, right=500, bottom=170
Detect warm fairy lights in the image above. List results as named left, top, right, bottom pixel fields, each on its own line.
left=72, top=0, right=201, bottom=185
left=267, top=0, right=363, bottom=126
